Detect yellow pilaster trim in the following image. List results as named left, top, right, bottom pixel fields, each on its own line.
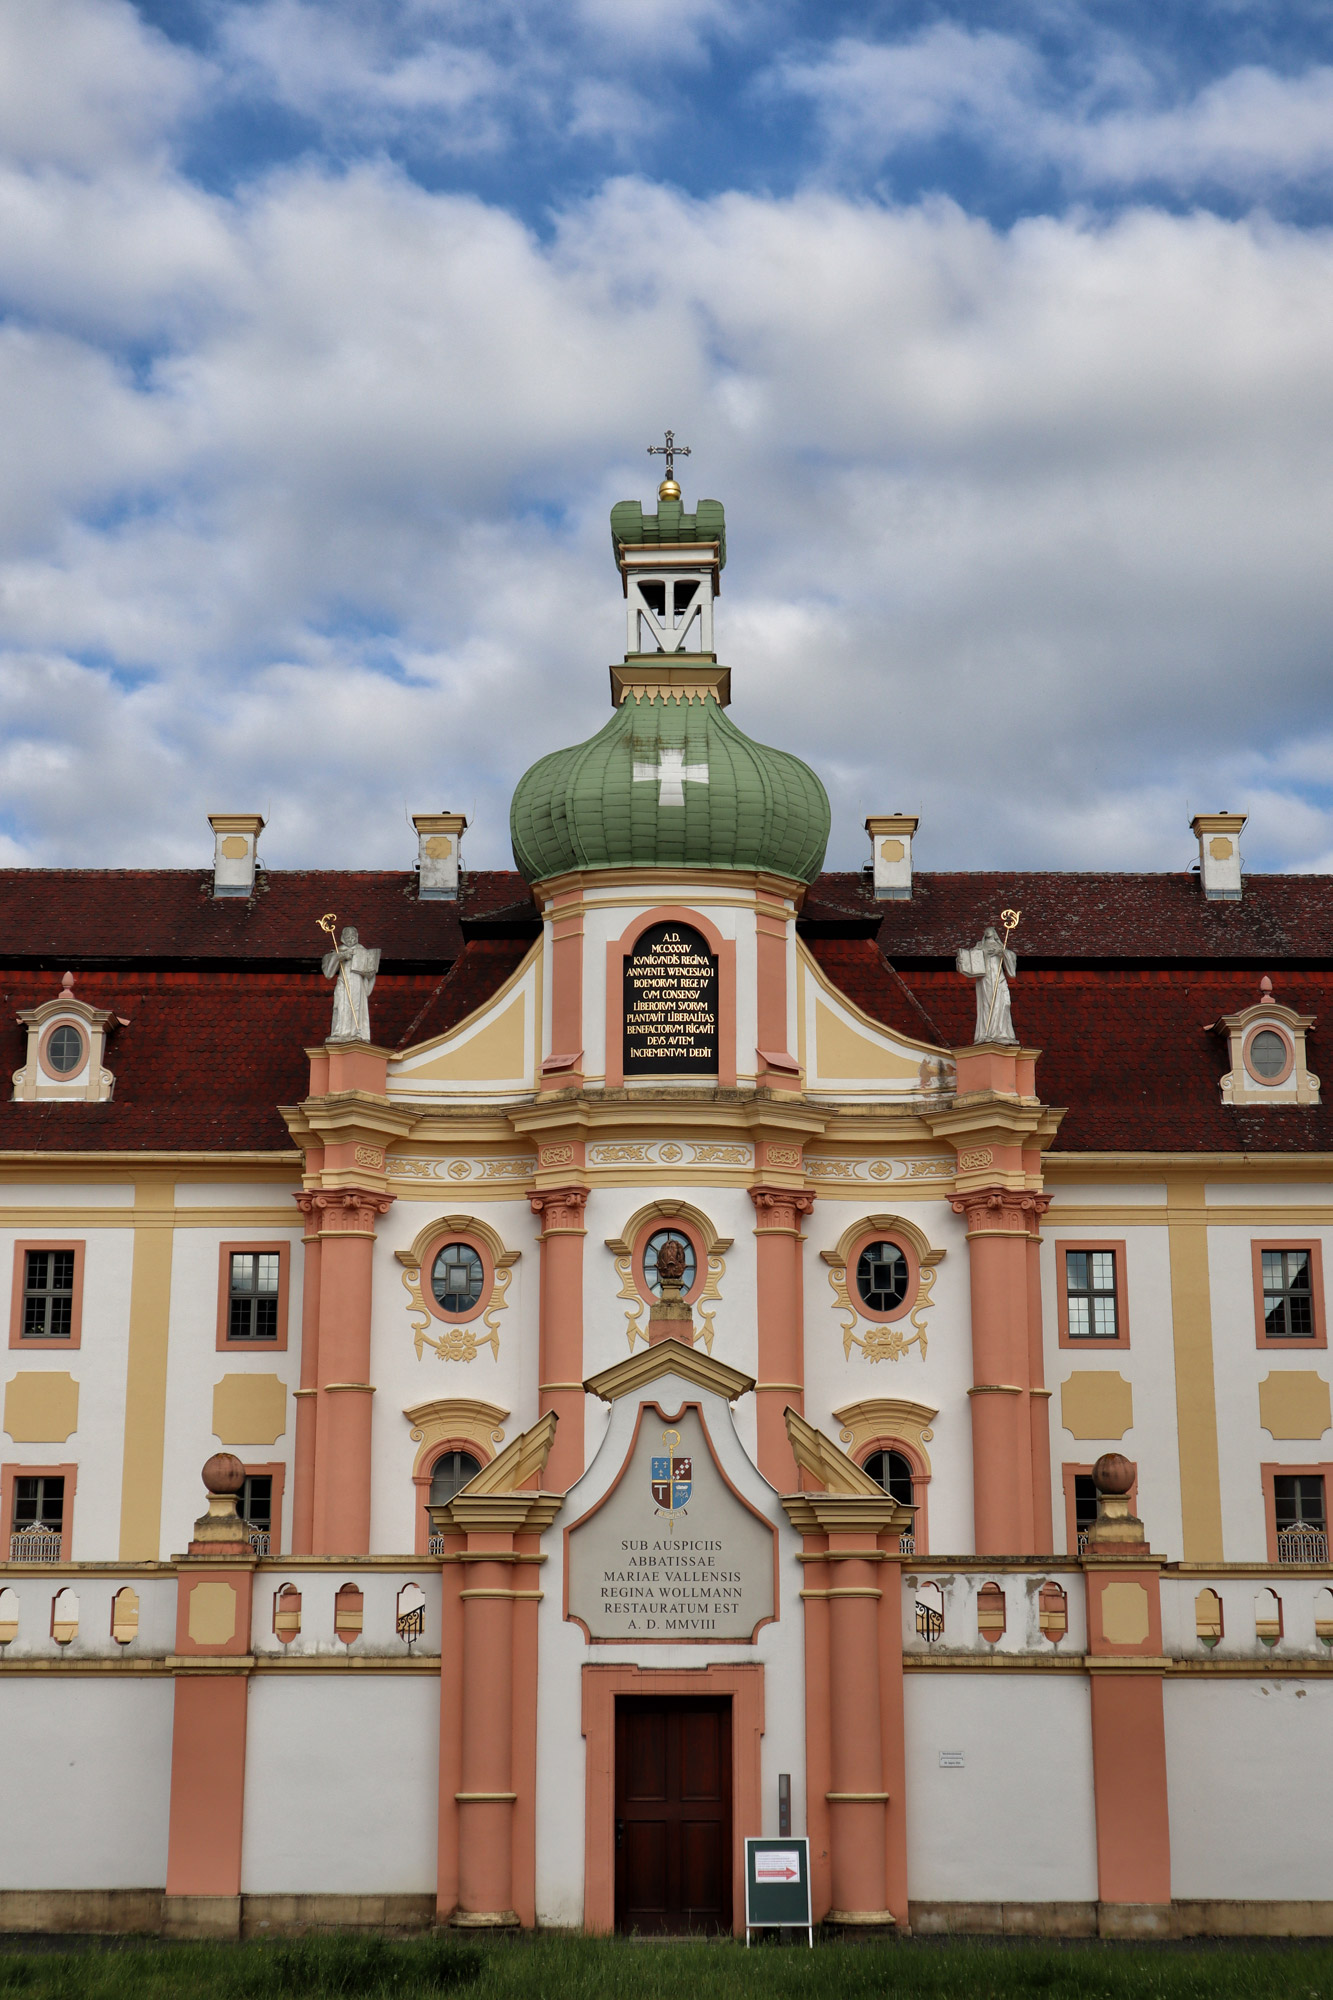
left=1167, top=1176, right=1224, bottom=1562
left=117, top=1178, right=176, bottom=1560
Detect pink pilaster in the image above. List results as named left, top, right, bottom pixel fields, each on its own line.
left=308, top=1186, right=394, bottom=1555
left=530, top=1186, right=588, bottom=1491
left=750, top=1186, right=815, bottom=1488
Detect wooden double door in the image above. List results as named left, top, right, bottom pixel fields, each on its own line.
left=614, top=1696, right=733, bottom=1934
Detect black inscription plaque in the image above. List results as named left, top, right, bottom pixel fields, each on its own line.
left=623, top=922, right=719, bottom=1076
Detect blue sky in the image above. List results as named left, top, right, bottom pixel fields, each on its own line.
left=2, top=0, right=1333, bottom=876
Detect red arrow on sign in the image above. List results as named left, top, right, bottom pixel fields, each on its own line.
left=756, top=1865, right=798, bottom=1880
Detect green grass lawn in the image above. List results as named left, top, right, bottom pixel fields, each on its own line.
left=0, top=1934, right=1331, bottom=2000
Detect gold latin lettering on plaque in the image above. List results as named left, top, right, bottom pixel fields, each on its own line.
left=623, top=922, right=719, bottom=1077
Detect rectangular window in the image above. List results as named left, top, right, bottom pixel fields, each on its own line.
left=1274, top=1474, right=1325, bottom=1534
left=1262, top=1461, right=1332, bottom=1561
left=1057, top=1241, right=1128, bottom=1346
left=228, top=1252, right=280, bottom=1341
left=239, top=1474, right=272, bottom=1532
left=217, top=1242, right=290, bottom=1350
left=1253, top=1241, right=1327, bottom=1347
left=1263, top=1250, right=1314, bottom=1337
left=4, top=1467, right=73, bottom=1561
left=22, top=1251, right=75, bottom=1340
left=1066, top=1250, right=1118, bottom=1339
left=10, top=1242, right=84, bottom=1349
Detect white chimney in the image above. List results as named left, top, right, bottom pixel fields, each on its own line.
left=1192, top=811, right=1246, bottom=901
left=413, top=812, right=467, bottom=900
left=865, top=814, right=918, bottom=900
left=209, top=814, right=264, bottom=899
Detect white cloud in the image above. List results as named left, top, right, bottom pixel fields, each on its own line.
left=778, top=26, right=1333, bottom=198
left=1, top=60, right=1333, bottom=872
left=0, top=0, right=203, bottom=170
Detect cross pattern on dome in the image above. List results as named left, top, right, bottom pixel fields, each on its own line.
left=632, top=748, right=709, bottom=807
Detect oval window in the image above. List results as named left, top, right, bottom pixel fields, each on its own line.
left=431, top=1242, right=484, bottom=1314
left=429, top=1450, right=481, bottom=1506
left=47, top=1025, right=85, bottom=1074
left=1249, top=1029, right=1288, bottom=1080
left=856, top=1240, right=910, bottom=1313
left=644, top=1228, right=696, bottom=1296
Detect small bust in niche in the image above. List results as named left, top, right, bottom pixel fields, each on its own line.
left=655, top=1237, right=688, bottom=1294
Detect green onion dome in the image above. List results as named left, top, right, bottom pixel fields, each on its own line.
left=510, top=693, right=830, bottom=886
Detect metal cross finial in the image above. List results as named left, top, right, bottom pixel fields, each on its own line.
left=647, top=430, right=691, bottom=481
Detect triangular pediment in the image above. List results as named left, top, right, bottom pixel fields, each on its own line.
left=584, top=1337, right=753, bottom=1406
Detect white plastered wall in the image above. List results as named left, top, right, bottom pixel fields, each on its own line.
left=1164, top=1677, right=1333, bottom=1898
left=1205, top=1208, right=1333, bottom=1563
left=1040, top=1205, right=1182, bottom=1560
left=802, top=1192, right=975, bottom=1554
left=582, top=1184, right=758, bottom=1467
left=369, top=1193, right=538, bottom=1553
left=0, top=1679, right=173, bottom=1887
left=903, top=1672, right=1097, bottom=1903
left=160, top=1210, right=304, bottom=1560
left=0, top=1211, right=135, bottom=1562
left=242, top=1675, right=439, bottom=1893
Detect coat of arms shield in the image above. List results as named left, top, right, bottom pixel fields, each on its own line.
left=651, top=1429, right=692, bottom=1513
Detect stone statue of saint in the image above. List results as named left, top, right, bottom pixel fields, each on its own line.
left=322, top=925, right=381, bottom=1042
left=956, top=927, right=1018, bottom=1045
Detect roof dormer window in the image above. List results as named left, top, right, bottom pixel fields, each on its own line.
left=1216, top=977, right=1318, bottom=1108
left=12, top=974, right=117, bottom=1105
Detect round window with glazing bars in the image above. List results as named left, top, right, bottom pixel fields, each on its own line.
left=431, top=1242, right=484, bottom=1314
left=1249, top=1029, right=1289, bottom=1080
left=47, top=1025, right=85, bottom=1074
left=855, top=1240, right=910, bottom=1314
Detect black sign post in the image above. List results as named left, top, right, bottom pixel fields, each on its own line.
left=623, top=922, right=719, bottom=1077
left=744, top=1836, right=813, bottom=1947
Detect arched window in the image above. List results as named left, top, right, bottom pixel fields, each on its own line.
left=864, top=1448, right=915, bottom=1509
left=429, top=1449, right=482, bottom=1508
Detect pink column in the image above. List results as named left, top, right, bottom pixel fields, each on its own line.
left=1026, top=1206, right=1055, bottom=1554
left=825, top=1529, right=889, bottom=1922
left=291, top=1195, right=322, bottom=1555
left=455, top=1524, right=520, bottom=1928
left=750, top=1186, right=815, bottom=1489
left=310, top=1187, right=394, bottom=1556
left=530, top=1186, right=587, bottom=1492
left=950, top=1188, right=1048, bottom=1554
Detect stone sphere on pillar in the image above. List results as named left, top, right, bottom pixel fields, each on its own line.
left=202, top=1452, right=245, bottom=1495
left=1093, top=1451, right=1135, bottom=1495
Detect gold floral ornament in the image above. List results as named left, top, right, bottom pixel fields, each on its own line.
left=605, top=1200, right=732, bottom=1354
left=395, top=1215, right=519, bottom=1364
left=821, top=1214, right=946, bottom=1364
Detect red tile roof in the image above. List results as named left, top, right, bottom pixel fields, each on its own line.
left=0, top=866, right=1330, bottom=1157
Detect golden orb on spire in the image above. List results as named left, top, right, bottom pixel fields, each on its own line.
left=658, top=477, right=681, bottom=501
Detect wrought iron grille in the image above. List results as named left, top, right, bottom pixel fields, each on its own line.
left=898, top=1534, right=915, bottom=1556
left=397, top=1604, right=425, bottom=1642
left=247, top=1529, right=270, bottom=1556
left=1277, top=1525, right=1329, bottom=1564
left=915, top=1600, right=944, bottom=1642
left=1077, top=1529, right=1091, bottom=1555
left=9, top=1525, right=60, bottom=1562
left=428, top=1531, right=445, bottom=1556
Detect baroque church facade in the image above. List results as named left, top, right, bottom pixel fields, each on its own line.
left=0, top=474, right=1331, bottom=1939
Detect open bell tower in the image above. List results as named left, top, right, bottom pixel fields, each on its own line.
left=611, top=431, right=725, bottom=679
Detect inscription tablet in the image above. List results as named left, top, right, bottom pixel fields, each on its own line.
left=567, top=1404, right=776, bottom=1642
left=623, top=922, right=719, bottom=1076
